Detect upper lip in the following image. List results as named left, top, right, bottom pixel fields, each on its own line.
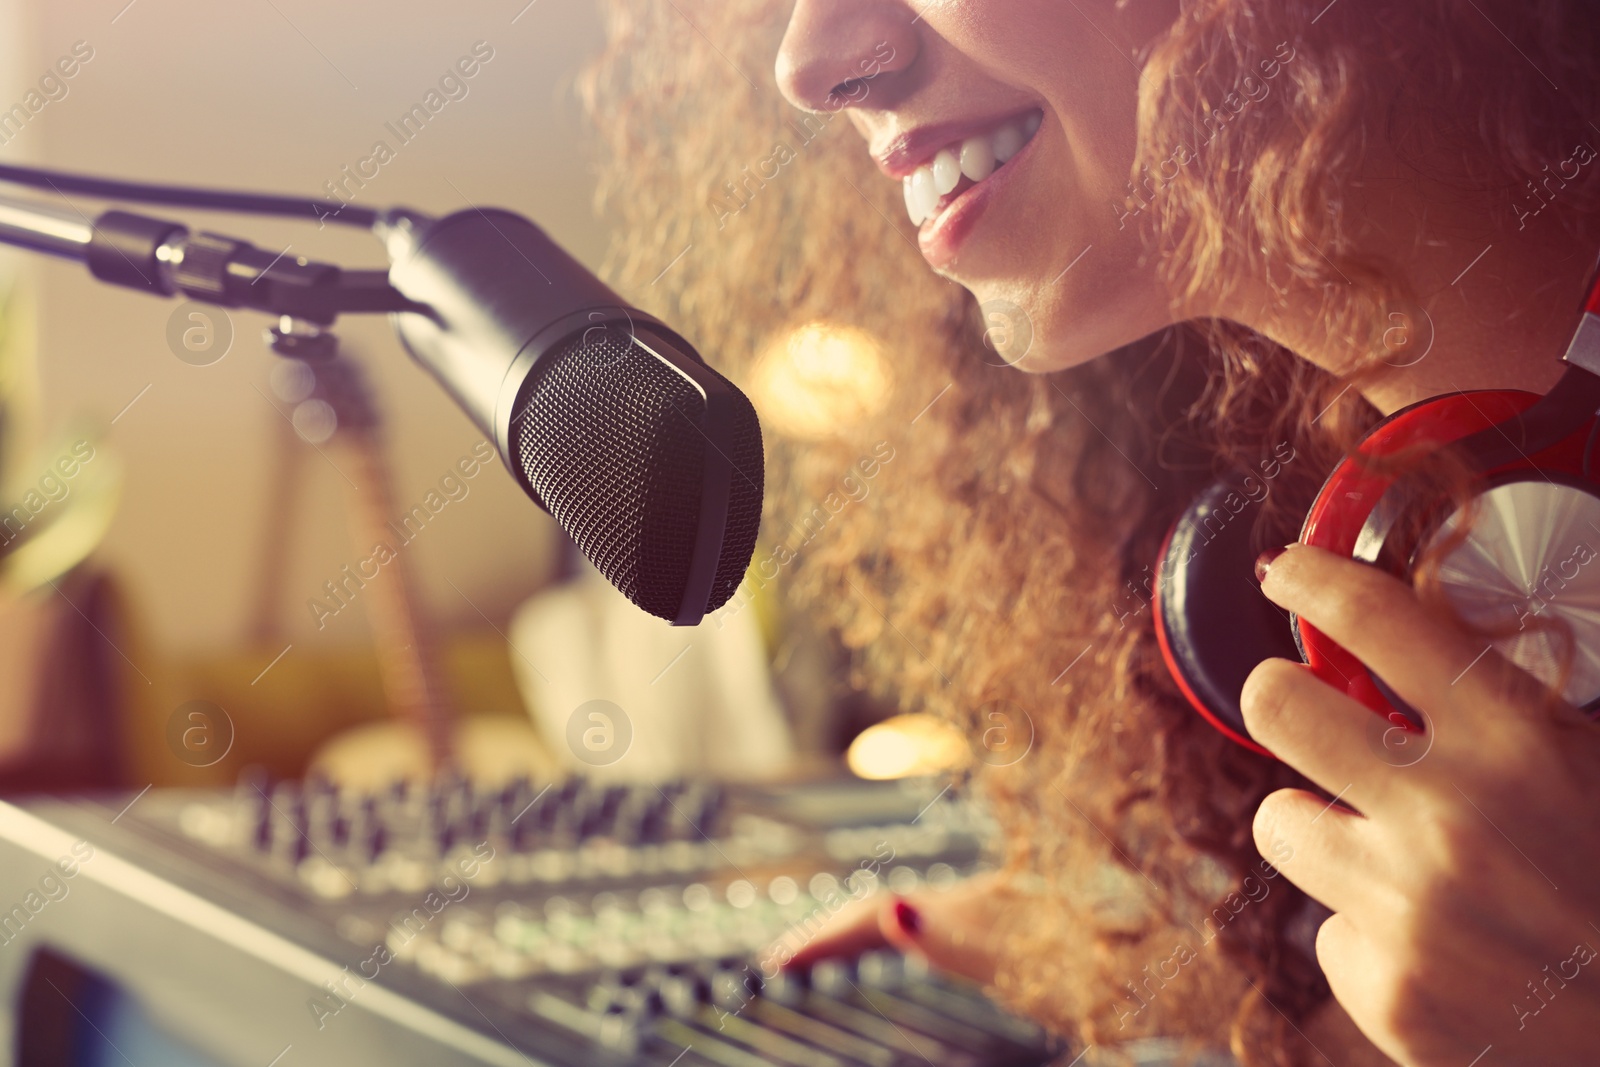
left=870, top=106, right=1042, bottom=179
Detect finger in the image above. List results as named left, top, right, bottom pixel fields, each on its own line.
left=1252, top=788, right=1375, bottom=915
left=1241, top=658, right=1400, bottom=802
left=1313, top=912, right=1411, bottom=1067
left=765, top=891, right=888, bottom=972
left=1314, top=912, right=1374, bottom=1017
left=880, top=893, right=999, bottom=985
left=767, top=883, right=1001, bottom=985
left=1260, top=545, right=1538, bottom=732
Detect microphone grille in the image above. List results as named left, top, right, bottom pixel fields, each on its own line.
left=510, top=327, right=763, bottom=622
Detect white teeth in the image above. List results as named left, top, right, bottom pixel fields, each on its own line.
left=901, top=112, right=1042, bottom=227
left=910, top=166, right=941, bottom=221
left=903, top=176, right=927, bottom=226
left=959, top=136, right=994, bottom=182
left=931, top=148, right=961, bottom=195
left=993, top=123, right=1024, bottom=163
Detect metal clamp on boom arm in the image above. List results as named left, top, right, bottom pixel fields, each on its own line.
left=0, top=193, right=422, bottom=326
left=87, top=209, right=422, bottom=325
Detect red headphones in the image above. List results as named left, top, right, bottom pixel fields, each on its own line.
left=1155, top=269, right=1600, bottom=756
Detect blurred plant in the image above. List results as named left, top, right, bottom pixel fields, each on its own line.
left=0, top=282, right=121, bottom=594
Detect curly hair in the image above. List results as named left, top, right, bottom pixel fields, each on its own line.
left=577, top=2, right=1600, bottom=1062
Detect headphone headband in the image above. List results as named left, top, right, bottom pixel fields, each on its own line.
left=1351, top=269, right=1600, bottom=571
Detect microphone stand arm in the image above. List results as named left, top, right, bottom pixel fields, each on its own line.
left=0, top=193, right=424, bottom=325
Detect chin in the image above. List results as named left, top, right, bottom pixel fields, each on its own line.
left=1010, top=337, right=1121, bottom=374
left=964, top=278, right=1167, bottom=375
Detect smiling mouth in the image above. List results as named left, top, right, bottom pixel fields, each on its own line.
left=901, top=109, right=1043, bottom=229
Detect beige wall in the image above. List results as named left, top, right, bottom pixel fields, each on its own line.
left=12, top=0, right=611, bottom=653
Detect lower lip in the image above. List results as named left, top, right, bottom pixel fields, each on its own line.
left=916, top=131, right=1039, bottom=271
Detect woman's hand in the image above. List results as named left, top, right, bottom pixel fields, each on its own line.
left=762, top=871, right=1008, bottom=984
left=1246, top=544, right=1600, bottom=1067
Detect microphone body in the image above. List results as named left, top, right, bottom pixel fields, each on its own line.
left=386, top=209, right=763, bottom=626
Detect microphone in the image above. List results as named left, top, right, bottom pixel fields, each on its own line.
left=380, top=208, right=764, bottom=626
left=0, top=170, right=763, bottom=626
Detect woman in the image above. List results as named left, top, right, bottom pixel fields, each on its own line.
left=582, top=1, right=1600, bottom=1063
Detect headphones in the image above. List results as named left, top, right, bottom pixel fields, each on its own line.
left=1155, top=272, right=1600, bottom=756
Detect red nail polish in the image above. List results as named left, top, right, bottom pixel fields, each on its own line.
left=893, top=899, right=921, bottom=938
left=1254, top=545, right=1288, bottom=584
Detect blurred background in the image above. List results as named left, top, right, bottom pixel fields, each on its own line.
left=0, top=0, right=931, bottom=796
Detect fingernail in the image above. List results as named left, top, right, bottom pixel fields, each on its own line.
left=893, top=899, right=921, bottom=938
left=1253, top=545, right=1289, bottom=584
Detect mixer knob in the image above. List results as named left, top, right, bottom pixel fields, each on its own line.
left=433, top=767, right=468, bottom=803
left=268, top=780, right=301, bottom=819
left=810, top=958, right=854, bottom=997
left=762, top=966, right=807, bottom=1006
left=556, top=777, right=585, bottom=808
left=710, top=963, right=761, bottom=1011
left=369, top=790, right=403, bottom=834
left=587, top=971, right=660, bottom=1016
left=457, top=802, right=485, bottom=845
left=691, top=783, right=727, bottom=826
left=575, top=796, right=611, bottom=840
left=658, top=972, right=706, bottom=1017
left=267, top=783, right=309, bottom=865
left=664, top=782, right=725, bottom=840
left=248, top=790, right=273, bottom=853
left=508, top=812, right=539, bottom=852
left=420, top=797, right=456, bottom=854
left=858, top=950, right=903, bottom=988
left=234, top=767, right=271, bottom=842
left=306, top=790, right=339, bottom=847
left=609, top=794, right=654, bottom=845
left=276, top=829, right=309, bottom=867
left=443, top=780, right=475, bottom=830
left=595, top=1007, right=642, bottom=1055
left=361, top=821, right=387, bottom=864
left=488, top=783, right=525, bottom=840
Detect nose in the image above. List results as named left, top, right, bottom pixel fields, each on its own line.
left=775, top=0, right=918, bottom=113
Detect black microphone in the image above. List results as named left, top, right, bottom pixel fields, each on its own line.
left=0, top=170, right=762, bottom=625
left=382, top=208, right=764, bottom=626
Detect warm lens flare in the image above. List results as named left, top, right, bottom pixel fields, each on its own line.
left=751, top=322, right=892, bottom=440
left=846, top=712, right=969, bottom=780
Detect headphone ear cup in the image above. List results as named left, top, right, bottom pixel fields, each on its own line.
left=1154, top=481, right=1304, bottom=756
left=1297, top=388, right=1545, bottom=717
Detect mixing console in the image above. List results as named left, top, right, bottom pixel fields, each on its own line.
left=0, top=777, right=1066, bottom=1067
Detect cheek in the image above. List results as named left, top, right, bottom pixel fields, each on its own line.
left=948, top=0, right=1157, bottom=171
left=929, top=3, right=1179, bottom=369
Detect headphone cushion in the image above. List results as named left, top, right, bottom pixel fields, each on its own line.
left=1154, top=479, right=1304, bottom=755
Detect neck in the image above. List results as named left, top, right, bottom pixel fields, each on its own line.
left=1220, top=174, right=1598, bottom=416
